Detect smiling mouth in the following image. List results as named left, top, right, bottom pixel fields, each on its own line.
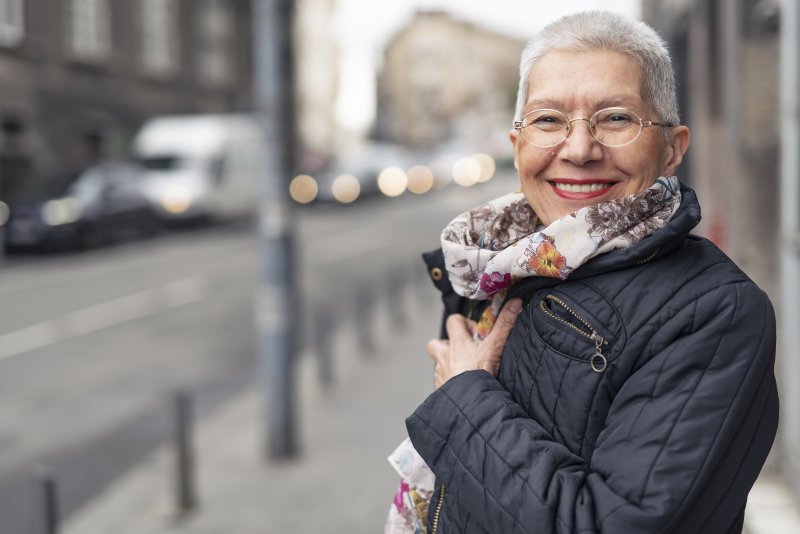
left=552, top=182, right=613, bottom=193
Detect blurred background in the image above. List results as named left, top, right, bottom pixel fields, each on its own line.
left=0, top=0, right=795, bottom=533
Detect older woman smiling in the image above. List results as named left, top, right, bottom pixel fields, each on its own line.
left=388, top=10, right=779, bottom=534
left=511, top=48, right=688, bottom=226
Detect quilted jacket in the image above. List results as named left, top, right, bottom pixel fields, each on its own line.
left=408, top=184, right=779, bottom=534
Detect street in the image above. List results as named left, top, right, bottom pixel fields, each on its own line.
left=0, top=172, right=515, bottom=533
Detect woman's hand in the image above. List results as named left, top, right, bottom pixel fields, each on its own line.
left=426, top=298, right=523, bottom=388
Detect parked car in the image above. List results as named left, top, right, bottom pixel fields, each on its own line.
left=133, top=114, right=266, bottom=223
left=4, top=161, right=160, bottom=251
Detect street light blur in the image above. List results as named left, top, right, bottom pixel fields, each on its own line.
left=473, top=153, right=497, bottom=183
left=289, top=174, right=318, bottom=204
left=406, top=165, right=434, bottom=194
left=377, top=166, right=407, bottom=197
left=331, top=174, right=361, bottom=203
left=452, top=156, right=481, bottom=187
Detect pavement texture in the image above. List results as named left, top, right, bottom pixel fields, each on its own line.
left=64, top=269, right=437, bottom=534
left=61, top=270, right=800, bottom=534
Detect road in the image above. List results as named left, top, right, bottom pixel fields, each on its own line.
left=0, top=171, right=515, bottom=533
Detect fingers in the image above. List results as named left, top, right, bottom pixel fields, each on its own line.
left=426, top=338, right=449, bottom=360
left=485, top=298, right=523, bottom=346
left=445, top=313, right=473, bottom=342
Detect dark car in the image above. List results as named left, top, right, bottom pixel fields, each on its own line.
left=3, top=161, right=161, bottom=251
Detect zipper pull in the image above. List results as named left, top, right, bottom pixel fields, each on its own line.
left=590, top=332, right=607, bottom=373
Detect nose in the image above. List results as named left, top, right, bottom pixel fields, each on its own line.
left=560, top=118, right=603, bottom=165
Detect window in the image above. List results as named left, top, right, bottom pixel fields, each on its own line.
left=196, top=0, right=233, bottom=84
left=140, top=0, right=178, bottom=74
left=68, top=0, right=111, bottom=60
left=0, top=0, right=24, bottom=47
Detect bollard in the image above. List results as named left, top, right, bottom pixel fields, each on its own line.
left=355, top=285, right=377, bottom=357
left=387, top=269, right=408, bottom=330
left=33, top=465, right=59, bottom=534
left=173, top=390, right=197, bottom=516
left=315, top=306, right=334, bottom=388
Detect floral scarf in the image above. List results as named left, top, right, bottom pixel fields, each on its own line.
left=442, top=176, right=681, bottom=337
left=386, top=177, right=681, bottom=534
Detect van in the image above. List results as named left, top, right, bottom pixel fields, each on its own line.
left=133, top=114, right=266, bottom=222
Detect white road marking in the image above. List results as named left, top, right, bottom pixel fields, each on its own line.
left=0, top=276, right=209, bottom=362
left=0, top=238, right=250, bottom=297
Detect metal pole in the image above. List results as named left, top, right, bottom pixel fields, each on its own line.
left=173, top=390, right=197, bottom=514
left=252, top=0, right=300, bottom=460
left=33, top=466, right=59, bottom=534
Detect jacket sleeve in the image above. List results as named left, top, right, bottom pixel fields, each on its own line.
left=406, top=280, right=779, bottom=534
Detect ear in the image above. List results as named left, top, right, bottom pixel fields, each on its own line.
left=509, top=129, right=521, bottom=171
left=661, top=125, right=690, bottom=177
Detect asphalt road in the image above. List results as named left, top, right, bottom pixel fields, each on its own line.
left=0, top=171, right=515, bottom=533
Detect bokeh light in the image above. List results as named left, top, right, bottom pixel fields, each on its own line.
left=472, top=153, right=496, bottom=182
left=406, top=165, right=434, bottom=194
left=41, top=197, right=82, bottom=226
left=452, top=157, right=481, bottom=187
left=331, top=174, right=361, bottom=204
left=377, top=166, right=408, bottom=197
left=289, top=174, right=319, bottom=204
left=0, top=201, right=8, bottom=226
left=161, top=187, right=193, bottom=215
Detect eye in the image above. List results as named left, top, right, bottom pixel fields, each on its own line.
left=525, top=110, right=566, bottom=130
left=595, top=109, right=637, bottom=129
left=608, top=113, right=632, bottom=122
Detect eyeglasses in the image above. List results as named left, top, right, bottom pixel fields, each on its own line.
left=513, top=107, right=673, bottom=148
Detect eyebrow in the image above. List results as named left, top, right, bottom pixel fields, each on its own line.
left=525, top=95, right=642, bottom=111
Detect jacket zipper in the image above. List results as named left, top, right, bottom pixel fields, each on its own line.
left=431, top=482, right=445, bottom=534
left=539, top=294, right=608, bottom=372
left=636, top=247, right=660, bottom=265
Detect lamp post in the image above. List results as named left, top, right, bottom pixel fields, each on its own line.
left=252, top=0, right=299, bottom=460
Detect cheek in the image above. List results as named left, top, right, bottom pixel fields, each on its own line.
left=517, top=149, right=554, bottom=178
left=614, top=151, right=661, bottom=183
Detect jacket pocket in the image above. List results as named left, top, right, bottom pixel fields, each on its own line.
left=531, top=285, right=627, bottom=371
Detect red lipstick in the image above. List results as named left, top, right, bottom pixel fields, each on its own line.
left=548, top=178, right=617, bottom=200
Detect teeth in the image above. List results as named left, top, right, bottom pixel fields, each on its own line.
left=553, top=182, right=612, bottom=193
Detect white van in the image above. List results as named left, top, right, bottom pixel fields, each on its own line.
left=133, top=114, right=266, bottom=222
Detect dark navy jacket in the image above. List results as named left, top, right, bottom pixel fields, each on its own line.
left=408, top=185, right=778, bottom=534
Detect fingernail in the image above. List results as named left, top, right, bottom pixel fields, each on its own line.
left=507, top=298, right=522, bottom=313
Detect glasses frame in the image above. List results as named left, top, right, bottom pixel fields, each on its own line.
left=513, top=107, right=674, bottom=148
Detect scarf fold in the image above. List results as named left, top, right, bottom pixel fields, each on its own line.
left=441, top=176, right=681, bottom=337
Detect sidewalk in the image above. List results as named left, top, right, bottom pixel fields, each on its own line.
left=65, top=273, right=438, bottom=534
left=62, top=273, right=800, bottom=533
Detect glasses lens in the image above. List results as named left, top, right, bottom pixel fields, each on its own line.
left=591, top=108, right=642, bottom=147
left=520, top=109, right=568, bottom=147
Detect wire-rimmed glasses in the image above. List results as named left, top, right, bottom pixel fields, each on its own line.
left=513, top=107, right=673, bottom=148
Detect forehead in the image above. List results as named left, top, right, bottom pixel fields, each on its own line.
left=525, top=49, right=646, bottom=111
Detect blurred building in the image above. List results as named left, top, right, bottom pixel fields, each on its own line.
left=374, top=11, right=524, bottom=153
left=643, top=0, right=799, bottom=505
left=294, top=0, right=340, bottom=173
left=0, top=0, right=254, bottom=195
left=643, top=0, right=780, bottom=295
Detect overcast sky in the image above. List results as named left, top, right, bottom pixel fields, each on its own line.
left=332, top=0, right=642, bottom=132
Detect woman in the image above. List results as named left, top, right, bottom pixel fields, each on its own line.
left=401, top=11, right=778, bottom=534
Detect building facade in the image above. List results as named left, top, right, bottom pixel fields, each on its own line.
left=375, top=11, right=524, bottom=153
left=294, top=0, right=339, bottom=173
left=0, top=0, right=254, bottom=197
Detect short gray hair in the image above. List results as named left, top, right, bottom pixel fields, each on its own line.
left=514, top=11, right=680, bottom=127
